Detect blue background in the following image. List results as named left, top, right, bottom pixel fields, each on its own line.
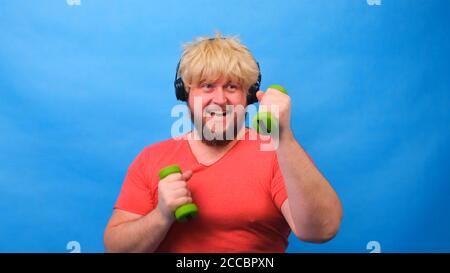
left=1, top=0, right=449, bottom=253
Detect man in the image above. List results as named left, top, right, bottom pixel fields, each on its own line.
left=104, top=34, right=343, bottom=252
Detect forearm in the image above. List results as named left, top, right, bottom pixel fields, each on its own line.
left=104, top=208, right=174, bottom=253
left=276, top=131, right=343, bottom=241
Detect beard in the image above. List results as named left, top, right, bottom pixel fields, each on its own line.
left=189, top=105, right=246, bottom=147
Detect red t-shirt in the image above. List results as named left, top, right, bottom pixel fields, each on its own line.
left=114, top=129, right=291, bottom=252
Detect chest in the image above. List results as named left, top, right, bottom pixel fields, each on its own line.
left=186, top=163, right=282, bottom=228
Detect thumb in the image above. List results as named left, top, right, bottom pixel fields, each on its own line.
left=182, top=170, right=193, bottom=181
left=256, top=90, right=265, bottom=102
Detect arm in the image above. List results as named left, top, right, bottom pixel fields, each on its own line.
left=256, top=88, right=343, bottom=243
left=104, top=170, right=194, bottom=252
left=104, top=208, right=174, bottom=253
left=278, top=131, right=343, bottom=243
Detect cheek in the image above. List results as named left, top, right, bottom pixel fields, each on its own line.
left=229, top=92, right=247, bottom=105
left=188, top=95, right=210, bottom=114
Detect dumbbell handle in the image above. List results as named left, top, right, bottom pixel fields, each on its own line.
left=252, top=84, right=288, bottom=135
left=158, top=165, right=199, bottom=222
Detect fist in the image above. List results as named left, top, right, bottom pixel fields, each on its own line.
left=256, top=87, right=292, bottom=136
left=156, top=170, right=193, bottom=221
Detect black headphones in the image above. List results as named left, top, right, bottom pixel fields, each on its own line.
left=174, top=39, right=261, bottom=105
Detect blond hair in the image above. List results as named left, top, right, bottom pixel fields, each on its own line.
left=178, top=33, right=260, bottom=93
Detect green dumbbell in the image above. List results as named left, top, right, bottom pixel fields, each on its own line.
left=158, top=164, right=199, bottom=222
left=252, top=84, right=288, bottom=135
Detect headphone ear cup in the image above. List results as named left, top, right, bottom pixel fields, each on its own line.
left=247, top=61, right=261, bottom=105
left=246, top=85, right=258, bottom=105
left=175, top=78, right=188, bottom=101
left=174, top=59, right=188, bottom=102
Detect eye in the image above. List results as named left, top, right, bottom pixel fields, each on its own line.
left=225, top=83, right=239, bottom=92
left=201, top=83, right=215, bottom=92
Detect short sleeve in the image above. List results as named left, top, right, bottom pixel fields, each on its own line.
left=271, top=153, right=288, bottom=211
left=114, top=148, right=155, bottom=215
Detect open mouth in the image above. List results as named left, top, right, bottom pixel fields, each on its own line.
left=204, top=107, right=233, bottom=118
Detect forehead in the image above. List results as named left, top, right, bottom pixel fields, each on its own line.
left=197, top=75, right=241, bottom=84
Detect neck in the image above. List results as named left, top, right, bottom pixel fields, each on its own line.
left=188, top=127, right=247, bottom=152
left=191, top=127, right=247, bottom=147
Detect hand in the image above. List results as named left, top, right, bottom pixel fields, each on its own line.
left=256, top=87, right=292, bottom=137
left=156, top=170, right=193, bottom=221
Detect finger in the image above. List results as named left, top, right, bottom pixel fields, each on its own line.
left=162, top=172, right=183, bottom=182
left=174, top=196, right=193, bottom=207
left=182, top=170, right=193, bottom=181
left=256, top=90, right=265, bottom=102
left=172, top=188, right=189, bottom=198
left=166, top=181, right=188, bottom=190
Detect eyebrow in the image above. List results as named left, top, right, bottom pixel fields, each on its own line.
left=197, top=78, right=240, bottom=86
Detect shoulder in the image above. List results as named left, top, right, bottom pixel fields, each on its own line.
left=140, top=134, right=186, bottom=158
left=126, top=135, right=187, bottom=174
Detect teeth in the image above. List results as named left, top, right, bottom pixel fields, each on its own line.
left=209, top=113, right=224, bottom=117
left=206, top=110, right=230, bottom=117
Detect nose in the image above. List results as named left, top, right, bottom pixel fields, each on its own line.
left=211, top=87, right=227, bottom=105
